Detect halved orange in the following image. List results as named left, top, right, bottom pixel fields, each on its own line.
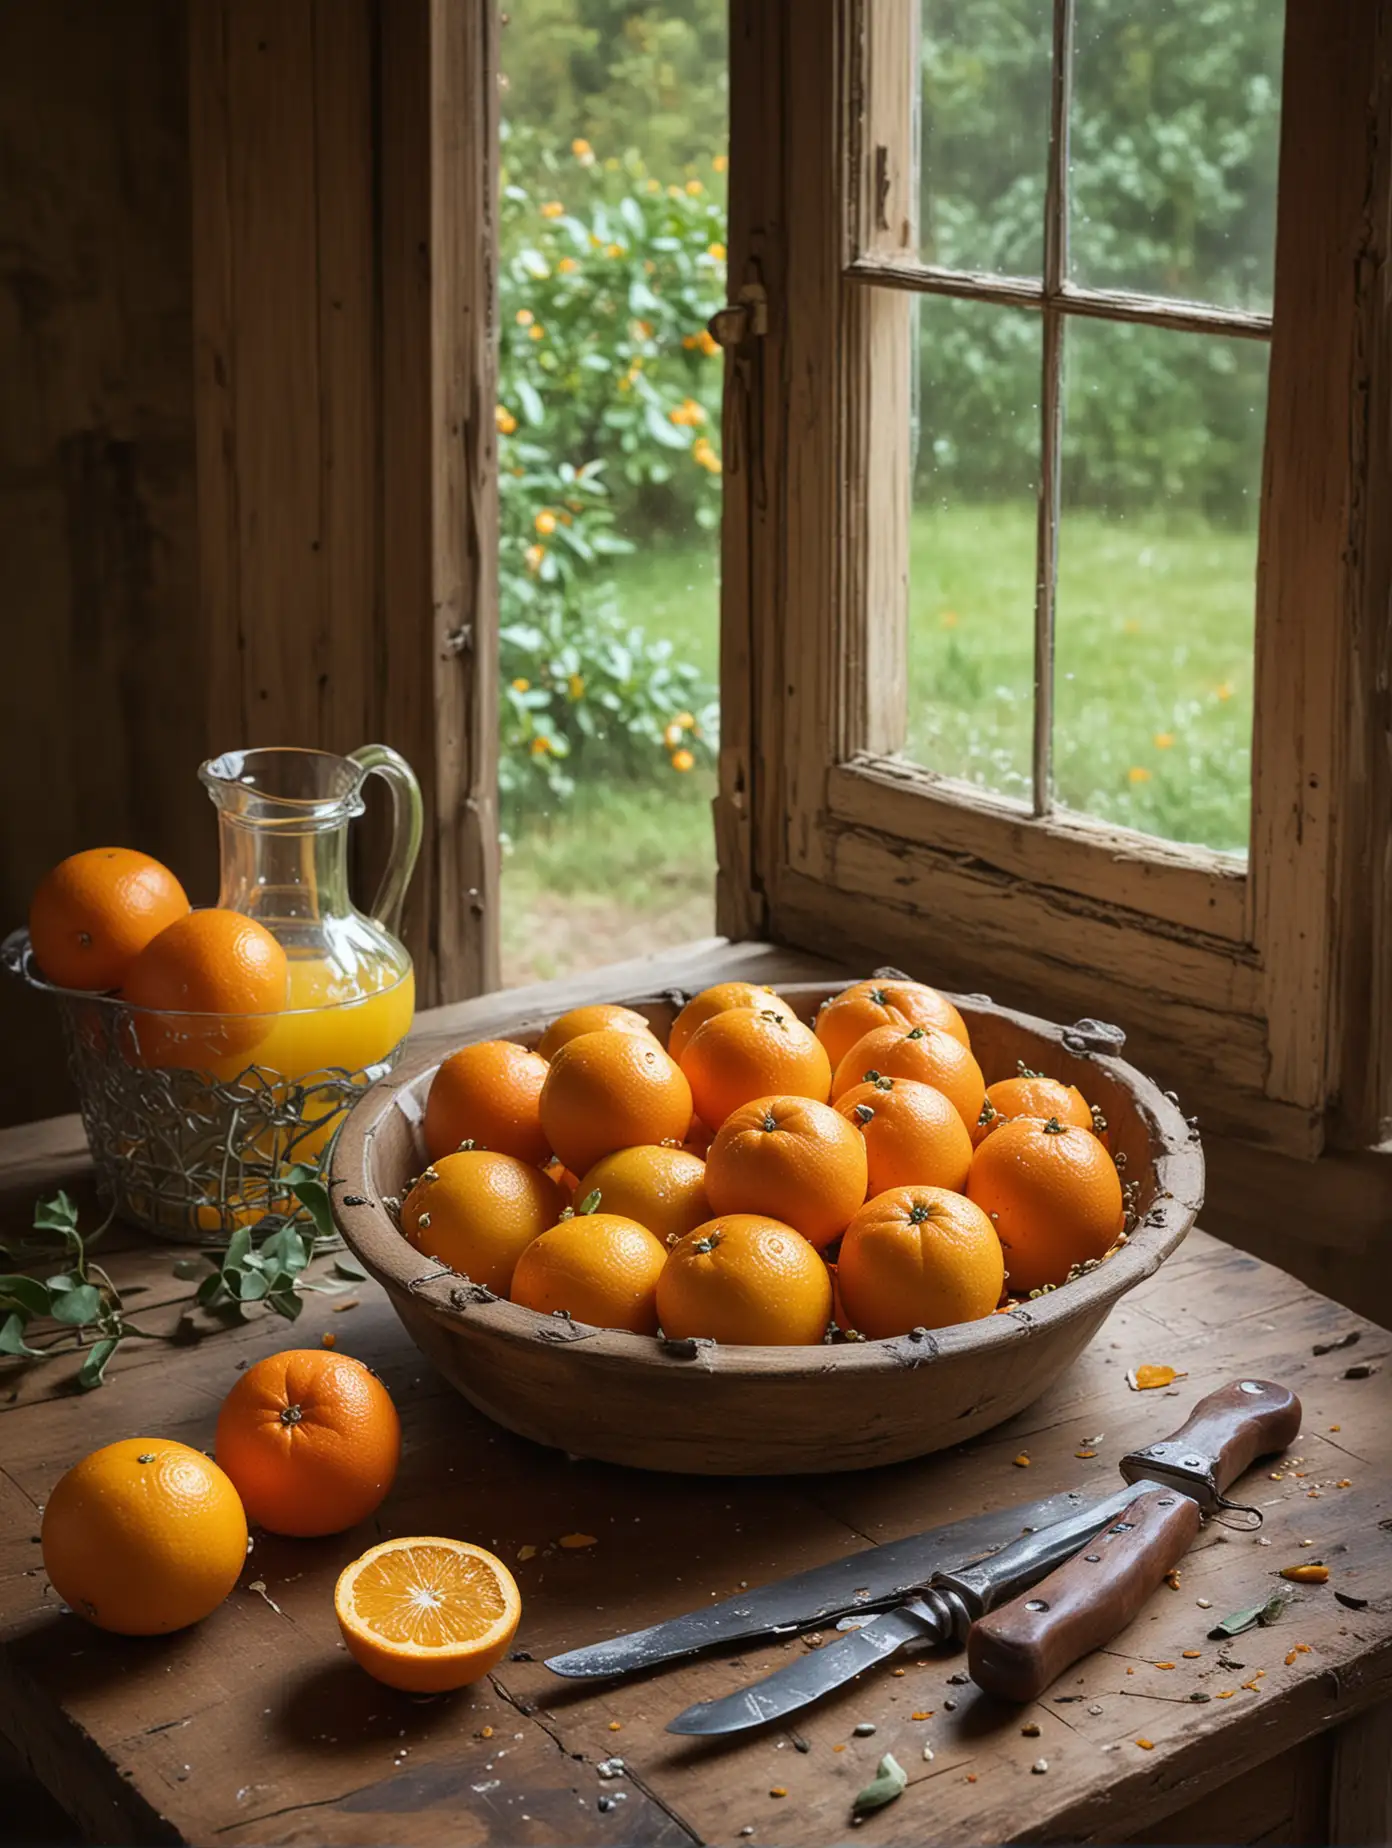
left=334, top=1536, right=521, bottom=1693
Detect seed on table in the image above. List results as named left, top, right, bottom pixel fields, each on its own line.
left=1021, top=1722, right=1040, bottom=1737
left=1182, top=1651, right=1201, bottom=1659
left=1032, top=1759, right=1048, bottom=1774
left=769, top=1788, right=787, bottom=1799
left=853, top=1723, right=877, bottom=1737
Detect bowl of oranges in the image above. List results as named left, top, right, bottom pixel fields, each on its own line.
left=331, top=974, right=1203, bottom=1474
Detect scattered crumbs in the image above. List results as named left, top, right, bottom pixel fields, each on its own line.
left=738, top=1829, right=754, bottom=1838
left=1280, top=1564, right=1329, bottom=1584
left=1297, top=1643, right=1312, bottom=1653
left=608, top=1721, right=622, bottom=1732
left=834, top=1744, right=846, bottom=1754
left=479, top=1726, right=494, bottom=1740
left=1021, top=1722, right=1041, bottom=1738
left=853, top=1722, right=877, bottom=1737
left=965, top=1774, right=978, bottom=1784
left=1330, top=1424, right=1341, bottom=1432
left=1337, top=1479, right=1353, bottom=1489
left=1013, top=1454, right=1031, bottom=1468
left=1032, top=1759, right=1048, bottom=1775
left=1127, top=1364, right=1183, bottom=1391
left=560, top=1533, right=598, bottom=1549
left=792, top=1734, right=811, bottom=1755
left=1215, top=1691, right=1235, bottom=1699
left=1182, top=1650, right=1201, bottom=1660
left=1270, top=1472, right=1284, bottom=1481
left=1165, top=1569, right=1182, bottom=1590
left=1285, top=1650, right=1298, bottom=1666
left=1155, top=1662, right=1176, bottom=1671
left=1126, top=1667, right=1135, bottom=1676
left=517, top=1545, right=538, bottom=1563
left=923, top=1744, right=935, bottom=1762
left=1242, top=1680, right=1261, bottom=1693
left=1301, top=1540, right=1315, bottom=1548
left=1135, top=1739, right=1155, bottom=1751
left=1189, top=1693, right=1211, bottom=1704
left=321, top=1332, right=336, bottom=1348
left=911, top=1712, right=934, bottom=1722
left=332, top=1298, right=359, bottom=1314
left=943, top=1698, right=957, bottom=1711
left=769, top=1788, right=787, bottom=1799
left=891, top=1668, right=906, bottom=1678
left=1308, top=1491, right=1322, bottom=1500
left=1075, top=1450, right=1098, bottom=1460
left=1088, top=1704, right=1103, bottom=1715
left=947, top=1673, right=969, bottom=1686
left=1196, top=1598, right=1213, bottom=1610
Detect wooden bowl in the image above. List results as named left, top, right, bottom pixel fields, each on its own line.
left=330, top=983, right=1202, bottom=1474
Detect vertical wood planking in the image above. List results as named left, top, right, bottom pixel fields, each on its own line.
left=1251, top=0, right=1383, bottom=1127
left=191, top=0, right=499, bottom=1002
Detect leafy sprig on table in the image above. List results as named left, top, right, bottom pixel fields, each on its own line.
left=0, top=1168, right=368, bottom=1390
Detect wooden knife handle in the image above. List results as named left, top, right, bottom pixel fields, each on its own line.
left=966, top=1488, right=1201, bottom=1704
left=1119, top=1378, right=1302, bottom=1508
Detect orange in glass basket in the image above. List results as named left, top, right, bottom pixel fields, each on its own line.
left=679, top=1004, right=831, bottom=1128
left=836, top=1185, right=1005, bottom=1338
left=121, top=908, right=288, bottom=1070
left=424, top=1040, right=552, bottom=1165
left=510, top=1211, right=668, bottom=1334
left=29, top=847, right=190, bottom=992
left=814, top=978, right=970, bottom=1068
left=215, top=1348, right=401, bottom=1538
left=835, top=1075, right=974, bottom=1196
left=539, top=1030, right=692, bottom=1176
left=967, top=1114, right=1124, bottom=1295
left=657, top=1214, right=834, bottom=1346
left=831, top=1022, right=985, bottom=1132
left=401, top=1149, right=565, bottom=1295
left=704, top=1095, right=867, bottom=1251
left=975, top=1071, right=1094, bottom=1145
left=536, top=1003, right=657, bottom=1061
left=668, top=981, right=791, bottom=1062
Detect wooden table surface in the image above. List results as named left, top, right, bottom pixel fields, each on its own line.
left=2, top=941, right=1392, bottom=1846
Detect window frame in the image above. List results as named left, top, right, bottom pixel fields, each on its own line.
left=715, top=0, right=1392, bottom=1154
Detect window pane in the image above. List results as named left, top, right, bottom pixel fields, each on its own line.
left=1070, top=0, right=1284, bottom=312
left=1053, top=318, right=1266, bottom=852
left=920, top=0, right=1052, bottom=277
left=905, top=296, right=1040, bottom=801
left=497, top=8, right=726, bottom=985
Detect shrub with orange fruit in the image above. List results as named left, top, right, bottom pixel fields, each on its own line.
left=395, top=974, right=1128, bottom=1352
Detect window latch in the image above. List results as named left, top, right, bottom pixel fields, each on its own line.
left=707, top=282, right=768, bottom=352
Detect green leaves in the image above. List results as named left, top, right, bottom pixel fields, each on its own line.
left=853, top=1754, right=908, bottom=1815
left=0, top=1193, right=131, bottom=1387
left=183, top=1167, right=347, bottom=1325
left=1208, top=1591, right=1291, bottom=1639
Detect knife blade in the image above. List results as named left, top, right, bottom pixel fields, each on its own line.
left=665, top=1479, right=1150, bottom=1735
left=544, top=1486, right=1101, bottom=1680
left=664, top=1379, right=1301, bottom=1735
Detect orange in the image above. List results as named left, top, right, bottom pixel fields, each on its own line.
left=815, top=978, right=971, bottom=1068
left=668, top=981, right=790, bottom=1061
left=29, top=847, right=190, bottom=992
left=704, top=1095, right=867, bottom=1251
left=657, top=1215, right=833, bottom=1346
left=835, top=1076, right=973, bottom=1195
left=400, top=1150, right=565, bottom=1294
left=335, top=1537, right=521, bottom=1693
left=576, top=1144, right=711, bottom=1245
left=836, top=1186, right=1005, bottom=1338
left=510, top=1211, right=668, bottom=1333
left=121, top=909, right=288, bottom=1070
left=539, top=1030, right=692, bottom=1176
left=41, top=1438, right=247, bottom=1635
left=967, top=1115, right=1125, bottom=1295
left=424, top=1040, right=551, bottom=1165
left=831, top=1023, right=985, bottom=1130
left=215, top=1349, right=401, bottom=1538
left=536, top=1003, right=657, bottom=1061
left=975, top=1072, right=1094, bottom=1145
left=680, top=1005, right=831, bottom=1128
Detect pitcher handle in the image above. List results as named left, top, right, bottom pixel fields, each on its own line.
left=348, top=745, right=424, bottom=938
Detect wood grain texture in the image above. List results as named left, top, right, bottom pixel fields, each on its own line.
left=190, top=0, right=498, bottom=1007
left=2, top=1055, right=1390, bottom=1844
left=0, top=0, right=204, bottom=1128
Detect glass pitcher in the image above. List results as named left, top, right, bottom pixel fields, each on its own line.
left=198, top=744, right=422, bottom=1083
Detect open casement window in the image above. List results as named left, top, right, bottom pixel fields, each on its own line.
left=717, top=0, right=1392, bottom=1156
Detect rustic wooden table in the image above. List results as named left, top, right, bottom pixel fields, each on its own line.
left=2, top=944, right=1391, bottom=1846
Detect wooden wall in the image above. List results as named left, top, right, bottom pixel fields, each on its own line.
left=0, top=0, right=498, bottom=1129
left=0, top=0, right=206, bottom=1128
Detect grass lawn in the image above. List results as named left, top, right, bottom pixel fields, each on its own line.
left=500, top=501, right=1256, bottom=983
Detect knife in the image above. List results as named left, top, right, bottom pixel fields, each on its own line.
left=967, top=1484, right=1201, bottom=1702
left=664, top=1379, right=1300, bottom=1735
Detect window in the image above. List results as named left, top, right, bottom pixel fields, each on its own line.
left=716, top=0, right=1392, bottom=1153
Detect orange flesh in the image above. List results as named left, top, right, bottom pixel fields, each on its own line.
left=346, top=1544, right=508, bottom=1649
